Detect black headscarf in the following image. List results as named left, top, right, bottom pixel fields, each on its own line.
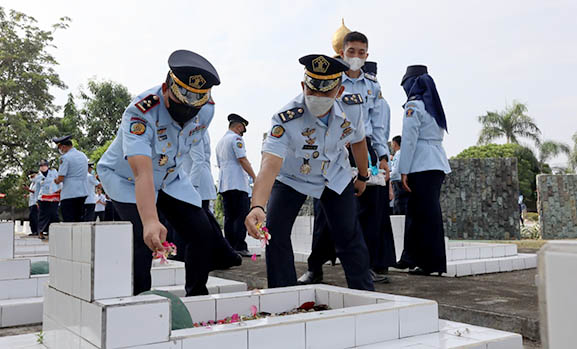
left=402, top=72, right=447, bottom=132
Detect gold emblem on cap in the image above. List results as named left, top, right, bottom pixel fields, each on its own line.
left=312, top=56, right=330, bottom=74
left=189, top=75, right=207, bottom=89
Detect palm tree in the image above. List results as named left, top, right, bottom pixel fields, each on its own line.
left=477, top=102, right=541, bottom=146
left=538, top=140, right=571, bottom=173
left=570, top=132, right=577, bottom=172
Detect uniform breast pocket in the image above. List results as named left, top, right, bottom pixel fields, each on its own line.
left=337, top=124, right=356, bottom=148
left=185, top=135, right=201, bottom=150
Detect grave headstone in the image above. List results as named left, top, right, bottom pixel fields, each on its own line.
left=538, top=240, right=577, bottom=349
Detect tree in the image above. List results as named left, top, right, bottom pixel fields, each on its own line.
left=455, top=143, right=541, bottom=211
left=77, top=79, right=132, bottom=153
left=477, top=102, right=541, bottom=146
left=0, top=7, right=70, bottom=208
left=88, top=139, right=113, bottom=164
left=538, top=140, right=571, bottom=173
left=570, top=132, right=577, bottom=172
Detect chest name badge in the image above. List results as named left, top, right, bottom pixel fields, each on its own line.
left=303, top=145, right=318, bottom=150
left=158, top=135, right=168, bottom=141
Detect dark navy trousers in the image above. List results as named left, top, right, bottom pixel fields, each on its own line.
left=265, top=180, right=373, bottom=291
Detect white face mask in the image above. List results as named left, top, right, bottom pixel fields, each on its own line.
left=58, top=148, right=64, bottom=155
left=304, top=95, right=335, bottom=117
left=344, top=56, right=365, bottom=71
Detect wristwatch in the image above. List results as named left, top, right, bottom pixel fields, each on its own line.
left=357, top=173, right=370, bottom=182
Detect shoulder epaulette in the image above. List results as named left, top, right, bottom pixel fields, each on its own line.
left=364, top=72, right=377, bottom=82
left=135, top=94, right=161, bottom=114
left=341, top=93, right=364, bottom=105
left=278, top=107, right=304, bottom=123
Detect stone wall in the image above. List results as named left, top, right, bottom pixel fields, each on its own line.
left=295, top=158, right=521, bottom=240
left=537, top=174, right=577, bottom=239
left=441, top=158, right=520, bottom=240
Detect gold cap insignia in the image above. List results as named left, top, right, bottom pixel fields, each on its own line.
left=189, top=75, right=206, bottom=89
left=312, top=56, right=330, bottom=73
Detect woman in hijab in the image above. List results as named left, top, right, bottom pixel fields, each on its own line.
left=395, top=65, right=451, bottom=276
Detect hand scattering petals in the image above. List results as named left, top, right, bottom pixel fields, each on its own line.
left=152, top=241, right=177, bottom=264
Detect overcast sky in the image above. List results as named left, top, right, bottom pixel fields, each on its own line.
left=4, top=0, right=577, bottom=176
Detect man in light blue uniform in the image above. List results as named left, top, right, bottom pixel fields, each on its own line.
left=395, top=65, right=451, bottom=276
left=24, top=171, right=39, bottom=236
left=53, top=135, right=88, bottom=222
left=83, top=162, right=101, bottom=221
left=189, top=131, right=217, bottom=210
left=98, top=50, right=239, bottom=296
left=245, top=54, right=373, bottom=290
left=299, top=32, right=395, bottom=285
left=216, top=114, right=256, bottom=256
left=34, top=160, right=61, bottom=238
left=390, top=135, right=408, bottom=215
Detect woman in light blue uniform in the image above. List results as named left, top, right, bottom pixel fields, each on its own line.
left=395, top=65, right=451, bottom=276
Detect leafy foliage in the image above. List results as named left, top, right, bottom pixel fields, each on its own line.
left=477, top=102, right=541, bottom=146
left=521, top=223, right=541, bottom=240
left=538, top=140, right=571, bottom=173
left=455, top=143, right=541, bottom=211
left=77, top=79, right=131, bottom=152
left=88, top=139, right=113, bottom=164
left=570, top=132, right=577, bottom=172
left=0, top=7, right=69, bottom=208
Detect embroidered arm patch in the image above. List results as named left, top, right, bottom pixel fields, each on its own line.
left=270, top=125, right=285, bottom=138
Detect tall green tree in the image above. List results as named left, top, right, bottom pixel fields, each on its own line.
left=0, top=7, right=70, bottom=208
left=77, top=79, right=131, bottom=152
left=477, top=102, right=541, bottom=146
left=538, top=140, right=571, bottom=173
left=570, top=132, right=577, bottom=172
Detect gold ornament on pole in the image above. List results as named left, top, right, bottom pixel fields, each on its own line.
left=332, top=18, right=351, bottom=55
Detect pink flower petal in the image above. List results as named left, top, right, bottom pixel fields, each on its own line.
left=251, top=305, right=257, bottom=316
left=251, top=254, right=257, bottom=261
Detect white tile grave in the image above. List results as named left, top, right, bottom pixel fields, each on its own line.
left=280, top=215, right=537, bottom=277
left=0, top=222, right=246, bottom=329
left=4, top=221, right=520, bottom=349
left=538, top=240, right=577, bottom=349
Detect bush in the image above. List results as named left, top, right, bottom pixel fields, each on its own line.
left=455, top=143, right=541, bottom=211
left=521, top=223, right=541, bottom=240
left=525, top=212, right=539, bottom=222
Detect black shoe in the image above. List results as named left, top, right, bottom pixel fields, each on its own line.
left=297, top=271, right=323, bottom=285
left=393, top=261, right=412, bottom=270
left=236, top=249, right=253, bottom=258
left=370, top=270, right=390, bottom=284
